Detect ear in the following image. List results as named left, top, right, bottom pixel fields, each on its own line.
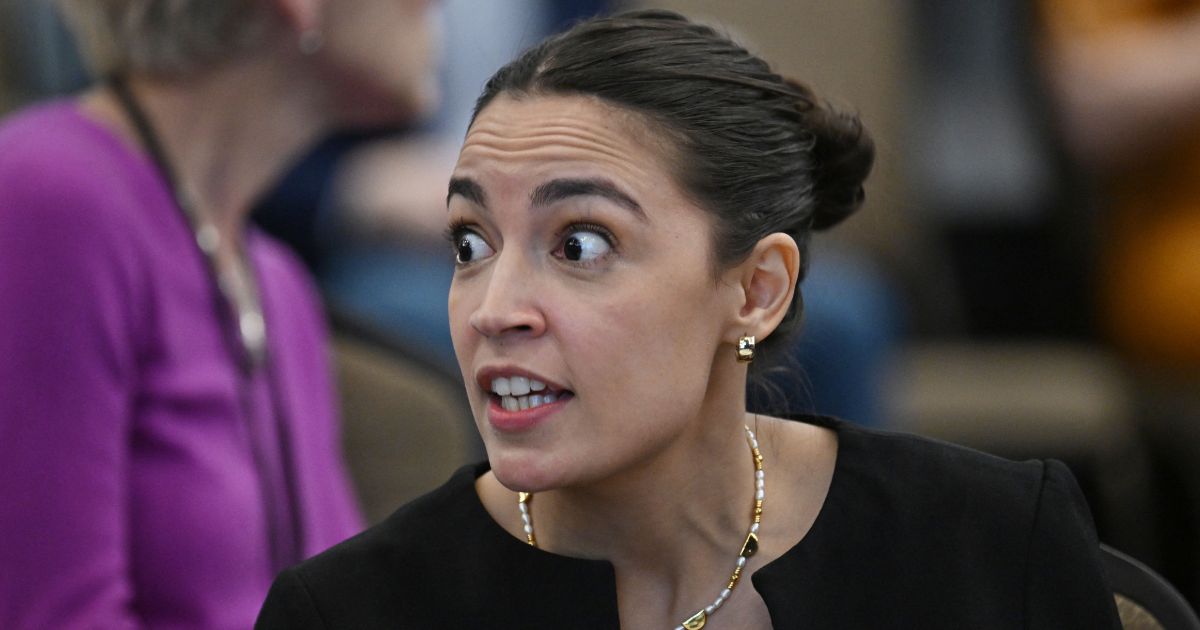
left=723, top=233, right=801, bottom=344
left=271, top=0, right=323, bottom=33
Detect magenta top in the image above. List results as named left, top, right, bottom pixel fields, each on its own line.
left=0, top=102, right=364, bottom=629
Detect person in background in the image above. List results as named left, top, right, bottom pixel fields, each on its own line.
left=0, top=0, right=440, bottom=627
left=257, top=10, right=1119, bottom=628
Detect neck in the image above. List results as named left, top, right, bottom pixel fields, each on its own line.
left=532, top=363, right=760, bottom=590
left=83, top=53, right=330, bottom=247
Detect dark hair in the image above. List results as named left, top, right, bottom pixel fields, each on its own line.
left=471, top=9, right=874, bottom=363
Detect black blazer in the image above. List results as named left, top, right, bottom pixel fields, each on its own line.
left=257, top=416, right=1121, bottom=629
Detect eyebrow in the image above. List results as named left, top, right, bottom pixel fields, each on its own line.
left=531, top=178, right=646, bottom=221
left=447, top=177, right=486, bottom=207
left=447, top=175, right=647, bottom=222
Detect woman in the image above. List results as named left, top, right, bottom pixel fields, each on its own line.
left=0, top=0, right=438, bottom=627
left=257, top=10, right=1120, bottom=629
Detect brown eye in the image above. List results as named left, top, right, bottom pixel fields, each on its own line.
left=564, top=236, right=583, bottom=261
left=557, top=229, right=611, bottom=263
left=455, top=231, right=494, bottom=264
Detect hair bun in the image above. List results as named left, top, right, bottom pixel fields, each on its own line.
left=806, top=100, right=875, bottom=231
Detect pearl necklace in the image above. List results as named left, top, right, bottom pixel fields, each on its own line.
left=517, top=426, right=764, bottom=630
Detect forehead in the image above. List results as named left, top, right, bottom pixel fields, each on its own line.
left=456, top=94, right=678, bottom=187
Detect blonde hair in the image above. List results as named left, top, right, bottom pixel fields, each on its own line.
left=55, top=0, right=281, bottom=77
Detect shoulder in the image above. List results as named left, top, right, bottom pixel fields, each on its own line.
left=259, top=462, right=623, bottom=629
left=248, top=229, right=311, bottom=282
left=0, top=101, right=157, bottom=249
left=246, top=231, right=334, bottom=370
left=840, top=419, right=1048, bottom=507
left=259, top=464, right=487, bottom=627
left=0, top=102, right=157, bottom=327
left=823, top=418, right=1076, bottom=554
left=0, top=101, right=82, bottom=153
left=302, top=462, right=483, bottom=576
left=762, top=416, right=1119, bottom=628
left=0, top=101, right=138, bottom=201
left=248, top=230, right=324, bottom=317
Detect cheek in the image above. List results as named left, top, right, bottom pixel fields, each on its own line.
left=447, top=281, right=468, bottom=341
left=447, top=281, right=479, bottom=386
left=555, top=275, right=723, bottom=402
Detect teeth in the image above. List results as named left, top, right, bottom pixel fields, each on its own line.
left=498, top=392, right=558, bottom=412
left=491, top=375, right=538, bottom=396
left=490, top=375, right=559, bottom=407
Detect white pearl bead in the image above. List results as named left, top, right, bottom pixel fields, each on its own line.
left=737, top=556, right=747, bottom=568
left=756, top=489, right=764, bottom=501
left=523, top=524, right=533, bottom=535
left=705, top=605, right=715, bottom=615
left=756, top=470, right=765, bottom=479
left=751, top=522, right=760, bottom=533
left=721, top=588, right=732, bottom=600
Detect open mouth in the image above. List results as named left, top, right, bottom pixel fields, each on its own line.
left=489, top=375, right=574, bottom=412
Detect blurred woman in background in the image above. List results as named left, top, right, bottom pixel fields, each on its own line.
left=258, top=10, right=1119, bottom=629
left=0, top=0, right=439, bottom=627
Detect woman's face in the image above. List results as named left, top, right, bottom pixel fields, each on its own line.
left=320, top=0, right=441, bottom=124
left=447, top=94, right=744, bottom=492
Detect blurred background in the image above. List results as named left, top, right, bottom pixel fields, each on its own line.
left=3, top=0, right=1199, bottom=608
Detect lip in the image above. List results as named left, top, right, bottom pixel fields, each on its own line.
left=486, top=392, right=573, bottom=432
left=475, top=365, right=573, bottom=433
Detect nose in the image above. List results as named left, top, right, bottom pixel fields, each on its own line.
left=466, top=252, right=547, bottom=339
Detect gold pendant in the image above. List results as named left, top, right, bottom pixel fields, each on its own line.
left=683, top=609, right=707, bottom=629
left=740, top=532, right=759, bottom=557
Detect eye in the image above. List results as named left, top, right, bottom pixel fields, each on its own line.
left=453, top=230, right=494, bottom=265
left=555, top=226, right=613, bottom=264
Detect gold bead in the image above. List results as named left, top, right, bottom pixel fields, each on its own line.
left=728, top=566, right=743, bottom=590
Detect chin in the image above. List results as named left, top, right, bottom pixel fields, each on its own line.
left=486, top=446, right=569, bottom=494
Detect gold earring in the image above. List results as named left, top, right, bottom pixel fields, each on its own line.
left=736, top=335, right=756, bottom=363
